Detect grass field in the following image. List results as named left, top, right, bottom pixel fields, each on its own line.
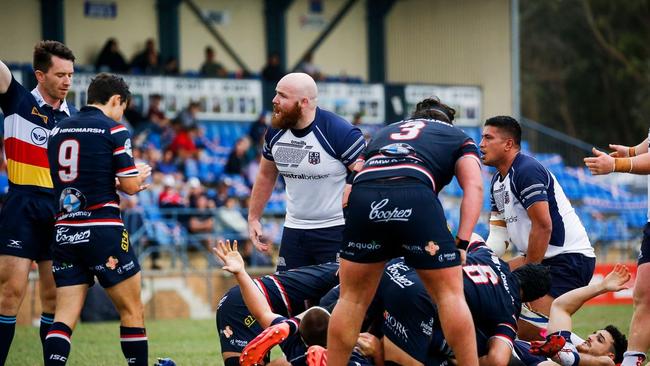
left=9, top=305, right=634, bottom=365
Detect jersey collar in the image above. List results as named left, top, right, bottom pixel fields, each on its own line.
left=31, top=87, right=71, bottom=116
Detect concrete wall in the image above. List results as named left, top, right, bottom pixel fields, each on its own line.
left=0, top=0, right=41, bottom=63
left=386, top=0, right=513, bottom=117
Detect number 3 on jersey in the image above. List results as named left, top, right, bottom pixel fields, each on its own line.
left=58, top=139, right=79, bottom=182
left=390, top=121, right=426, bottom=140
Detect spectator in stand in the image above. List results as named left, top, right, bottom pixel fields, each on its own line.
left=177, top=101, right=200, bottom=128
left=224, top=136, right=252, bottom=175
left=158, top=175, right=184, bottom=209
left=94, top=38, right=128, bottom=73
left=123, top=100, right=148, bottom=134
left=169, top=122, right=198, bottom=160
left=186, top=194, right=216, bottom=246
left=248, top=112, right=268, bottom=149
left=296, top=52, right=322, bottom=80
left=131, top=39, right=160, bottom=74
left=157, top=149, right=179, bottom=175
left=200, top=46, right=227, bottom=78
left=147, top=94, right=170, bottom=132
left=186, top=177, right=204, bottom=207
left=261, top=53, right=284, bottom=82
left=163, top=57, right=179, bottom=76
left=351, top=112, right=362, bottom=126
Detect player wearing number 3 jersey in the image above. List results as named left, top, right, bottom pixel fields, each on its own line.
left=44, top=74, right=152, bottom=366
left=327, top=97, right=484, bottom=366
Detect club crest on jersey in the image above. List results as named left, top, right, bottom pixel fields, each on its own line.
left=308, top=151, right=320, bottom=165
left=31, top=127, right=48, bottom=145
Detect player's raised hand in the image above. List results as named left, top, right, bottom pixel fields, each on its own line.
left=212, top=240, right=244, bottom=274
left=584, top=147, right=614, bottom=175
left=608, top=144, right=631, bottom=157
left=601, top=263, right=631, bottom=292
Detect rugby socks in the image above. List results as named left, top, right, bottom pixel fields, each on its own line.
left=39, top=313, right=55, bottom=352
left=0, top=314, right=17, bottom=365
left=44, top=322, right=72, bottom=365
left=621, top=351, right=646, bottom=366
left=120, top=326, right=148, bottom=366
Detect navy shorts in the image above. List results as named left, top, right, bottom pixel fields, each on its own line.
left=639, top=222, right=650, bottom=265
left=277, top=225, right=343, bottom=271
left=0, top=190, right=56, bottom=261
left=541, top=253, right=595, bottom=298
left=341, top=179, right=460, bottom=269
left=215, top=286, right=264, bottom=354
left=52, top=225, right=140, bottom=288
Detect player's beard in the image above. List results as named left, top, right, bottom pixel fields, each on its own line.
left=271, top=101, right=301, bottom=129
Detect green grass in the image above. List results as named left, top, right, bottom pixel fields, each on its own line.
left=9, top=305, right=634, bottom=365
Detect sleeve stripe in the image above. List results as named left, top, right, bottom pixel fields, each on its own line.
left=116, top=167, right=139, bottom=176
left=490, top=335, right=514, bottom=349
left=520, top=183, right=545, bottom=195
left=343, top=144, right=366, bottom=165
left=113, top=147, right=126, bottom=155
left=110, top=126, right=128, bottom=134
left=524, top=191, right=544, bottom=200
left=341, top=136, right=365, bottom=158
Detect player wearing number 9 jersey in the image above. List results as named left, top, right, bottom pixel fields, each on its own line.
left=44, top=74, right=152, bottom=366
left=327, top=97, right=484, bottom=366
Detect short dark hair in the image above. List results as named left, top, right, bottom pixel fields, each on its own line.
left=87, top=73, right=131, bottom=106
left=33, top=40, right=75, bottom=72
left=299, top=307, right=330, bottom=347
left=484, top=116, right=522, bottom=146
left=410, top=96, right=455, bottom=124
left=604, top=325, right=627, bottom=364
left=512, top=263, right=551, bottom=302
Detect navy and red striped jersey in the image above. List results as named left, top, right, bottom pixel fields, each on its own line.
left=354, top=119, right=479, bottom=193
left=47, top=106, right=138, bottom=226
left=253, top=262, right=339, bottom=317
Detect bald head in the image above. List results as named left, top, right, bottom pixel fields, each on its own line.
left=277, top=72, right=318, bottom=102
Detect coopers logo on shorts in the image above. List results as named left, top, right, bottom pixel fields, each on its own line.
left=347, top=241, right=381, bottom=251
left=56, top=227, right=91, bottom=245
left=386, top=262, right=414, bottom=288
left=384, top=311, right=408, bottom=340
left=369, top=199, right=412, bottom=222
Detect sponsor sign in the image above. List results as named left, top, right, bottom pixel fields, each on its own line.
left=404, top=84, right=482, bottom=126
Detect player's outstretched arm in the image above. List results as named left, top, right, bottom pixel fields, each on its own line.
left=212, top=240, right=278, bottom=328
left=248, top=157, right=279, bottom=252
left=547, top=264, right=630, bottom=333
left=117, top=162, right=152, bottom=195
left=608, top=141, right=648, bottom=158
left=0, top=60, right=12, bottom=94
left=455, top=156, right=483, bottom=242
left=585, top=146, right=650, bottom=175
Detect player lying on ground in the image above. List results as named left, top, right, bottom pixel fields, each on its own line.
left=513, top=264, right=629, bottom=366
left=213, top=240, right=379, bottom=366
left=215, top=255, right=339, bottom=365
left=367, top=235, right=550, bottom=366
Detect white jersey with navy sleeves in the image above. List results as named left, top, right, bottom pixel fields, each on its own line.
left=490, top=153, right=595, bottom=259
left=263, top=107, right=364, bottom=229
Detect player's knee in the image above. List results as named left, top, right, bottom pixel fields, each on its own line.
left=0, top=282, right=26, bottom=311
left=118, top=301, right=144, bottom=325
